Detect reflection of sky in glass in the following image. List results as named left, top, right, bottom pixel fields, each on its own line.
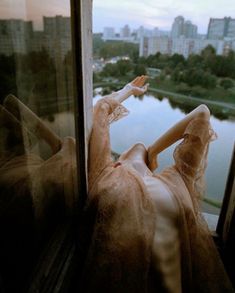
left=94, top=93, right=235, bottom=202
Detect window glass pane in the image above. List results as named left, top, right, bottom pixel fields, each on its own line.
left=0, top=1, right=76, bottom=292
left=93, top=0, right=235, bottom=218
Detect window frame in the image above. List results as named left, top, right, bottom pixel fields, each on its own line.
left=217, top=143, right=235, bottom=242
left=26, top=1, right=92, bottom=292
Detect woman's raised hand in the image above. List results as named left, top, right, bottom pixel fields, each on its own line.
left=112, top=75, right=149, bottom=103
left=125, top=75, right=149, bottom=96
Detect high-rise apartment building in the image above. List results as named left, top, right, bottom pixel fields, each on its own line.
left=139, top=36, right=149, bottom=57
left=207, top=17, right=235, bottom=39
left=227, top=19, right=235, bottom=38
left=171, top=16, right=197, bottom=39
left=171, top=16, right=184, bottom=38
left=148, top=36, right=172, bottom=55
left=139, top=35, right=233, bottom=59
left=183, top=21, right=197, bottom=39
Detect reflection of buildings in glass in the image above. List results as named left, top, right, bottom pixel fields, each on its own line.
left=207, top=17, right=235, bottom=40
left=43, top=16, right=71, bottom=59
left=0, top=15, right=71, bottom=59
left=0, top=19, right=33, bottom=55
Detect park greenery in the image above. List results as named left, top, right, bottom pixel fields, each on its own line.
left=93, top=36, right=235, bottom=104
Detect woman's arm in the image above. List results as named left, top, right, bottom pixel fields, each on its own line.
left=147, top=104, right=210, bottom=171
left=89, top=76, right=149, bottom=186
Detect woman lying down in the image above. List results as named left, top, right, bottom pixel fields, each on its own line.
left=80, top=76, right=234, bottom=293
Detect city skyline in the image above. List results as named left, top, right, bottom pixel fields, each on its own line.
left=0, top=0, right=235, bottom=34
left=0, top=14, right=234, bottom=37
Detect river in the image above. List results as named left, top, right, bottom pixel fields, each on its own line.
left=93, top=90, right=235, bottom=214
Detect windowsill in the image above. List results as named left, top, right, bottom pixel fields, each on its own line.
left=202, top=212, right=219, bottom=232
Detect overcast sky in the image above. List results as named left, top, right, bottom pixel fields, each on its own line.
left=0, top=0, right=235, bottom=34
left=93, top=0, right=235, bottom=34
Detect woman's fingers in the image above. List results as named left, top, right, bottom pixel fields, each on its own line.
left=131, top=76, right=140, bottom=85
left=131, top=75, right=148, bottom=87
left=139, top=75, right=147, bottom=84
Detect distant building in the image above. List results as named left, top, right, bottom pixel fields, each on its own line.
left=136, top=26, right=145, bottom=40
left=139, top=36, right=149, bottom=57
left=172, top=37, right=194, bottom=58
left=136, top=26, right=158, bottom=40
left=183, top=21, right=197, bottom=39
left=148, top=36, right=172, bottom=55
left=140, top=15, right=235, bottom=58
left=207, top=17, right=235, bottom=39
left=139, top=35, right=233, bottom=59
left=171, top=16, right=198, bottom=39
left=192, top=39, right=219, bottom=55
left=152, top=27, right=160, bottom=37
left=120, top=25, right=131, bottom=38
left=102, top=25, right=137, bottom=42
left=227, top=19, right=235, bottom=38
left=171, top=16, right=184, bottom=38
left=103, top=27, right=115, bottom=40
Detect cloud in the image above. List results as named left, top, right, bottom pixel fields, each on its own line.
left=93, top=0, right=235, bottom=33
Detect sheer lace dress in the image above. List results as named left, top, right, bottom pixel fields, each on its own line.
left=81, top=97, right=234, bottom=293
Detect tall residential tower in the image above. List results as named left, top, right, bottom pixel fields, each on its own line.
left=207, top=17, right=235, bottom=39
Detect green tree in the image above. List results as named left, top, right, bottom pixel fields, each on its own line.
left=98, top=41, right=138, bottom=60
left=133, top=64, right=146, bottom=76
left=220, top=78, right=234, bottom=89
left=201, top=45, right=216, bottom=59
left=169, top=54, right=185, bottom=68
left=101, top=63, right=119, bottom=77
left=187, top=54, right=204, bottom=69
left=181, top=68, right=217, bottom=89
left=116, top=59, right=132, bottom=76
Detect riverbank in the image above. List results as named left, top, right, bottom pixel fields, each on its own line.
left=149, top=86, right=235, bottom=116
left=93, top=81, right=235, bottom=117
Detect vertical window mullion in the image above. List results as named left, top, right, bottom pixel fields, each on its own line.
left=70, top=0, right=93, bottom=211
